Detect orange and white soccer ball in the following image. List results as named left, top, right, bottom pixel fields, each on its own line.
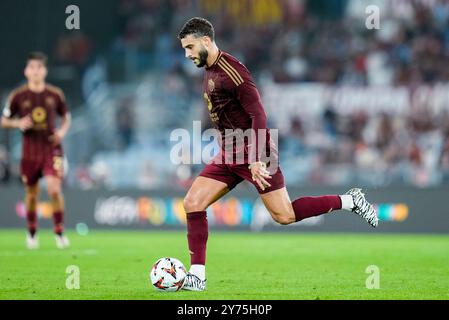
left=150, top=257, right=187, bottom=292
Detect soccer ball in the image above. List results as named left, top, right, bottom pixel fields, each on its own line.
left=150, top=257, right=187, bottom=292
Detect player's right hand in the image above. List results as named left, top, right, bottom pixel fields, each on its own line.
left=249, top=161, right=272, bottom=191
left=18, top=115, right=33, bottom=131
left=48, top=130, right=63, bottom=146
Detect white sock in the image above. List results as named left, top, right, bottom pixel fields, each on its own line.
left=189, top=264, right=206, bottom=280
left=340, top=195, right=354, bottom=211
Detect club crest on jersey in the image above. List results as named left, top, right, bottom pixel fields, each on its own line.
left=208, top=79, right=215, bottom=92
left=204, top=92, right=213, bottom=111
left=21, top=100, right=32, bottom=109
left=32, top=107, right=47, bottom=123
left=45, top=96, right=56, bottom=108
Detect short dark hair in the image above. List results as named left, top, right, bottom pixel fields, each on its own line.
left=27, top=52, right=48, bottom=66
left=178, top=17, right=214, bottom=41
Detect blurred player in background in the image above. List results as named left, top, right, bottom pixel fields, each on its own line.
left=178, top=17, right=378, bottom=291
left=1, top=52, right=71, bottom=249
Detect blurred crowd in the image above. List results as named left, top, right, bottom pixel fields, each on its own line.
left=114, top=0, right=449, bottom=86
left=2, top=0, right=449, bottom=189
left=278, top=105, right=449, bottom=187
left=105, top=0, right=449, bottom=188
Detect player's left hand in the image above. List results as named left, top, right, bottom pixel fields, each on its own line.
left=49, top=131, right=64, bottom=146
left=249, top=161, right=272, bottom=191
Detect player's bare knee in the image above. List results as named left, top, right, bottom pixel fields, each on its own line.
left=47, top=186, right=61, bottom=199
left=183, top=196, right=205, bottom=213
left=272, top=213, right=293, bottom=226
left=26, top=193, right=38, bottom=203
left=25, top=188, right=39, bottom=200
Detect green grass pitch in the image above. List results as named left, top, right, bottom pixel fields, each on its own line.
left=0, top=229, right=448, bottom=300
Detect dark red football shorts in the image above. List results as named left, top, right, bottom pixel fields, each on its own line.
left=199, top=162, right=285, bottom=194
left=20, top=154, right=64, bottom=186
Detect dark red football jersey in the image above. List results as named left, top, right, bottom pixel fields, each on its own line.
left=203, top=51, right=276, bottom=165
left=2, top=84, right=69, bottom=161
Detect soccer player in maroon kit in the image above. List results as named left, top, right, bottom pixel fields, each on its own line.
left=178, top=18, right=378, bottom=291
left=1, top=52, right=71, bottom=249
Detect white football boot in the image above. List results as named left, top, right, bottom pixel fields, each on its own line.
left=26, top=233, right=39, bottom=250
left=346, top=188, right=379, bottom=228
left=55, top=234, right=70, bottom=249
left=182, top=273, right=206, bottom=291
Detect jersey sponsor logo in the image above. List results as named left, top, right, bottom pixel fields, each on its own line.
left=203, top=92, right=213, bottom=111
left=210, top=113, right=219, bottom=122
left=203, top=92, right=219, bottom=122
left=208, top=79, right=215, bottom=92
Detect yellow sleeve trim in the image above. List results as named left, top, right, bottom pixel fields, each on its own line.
left=46, top=84, right=66, bottom=101
left=218, top=59, right=244, bottom=86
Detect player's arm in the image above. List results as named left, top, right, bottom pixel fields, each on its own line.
left=0, top=94, right=32, bottom=131
left=54, top=111, right=71, bottom=135
left=232, top=64, right=271, bottom=190
left=49, top=113, right=71, bottom=146
left=0, top=115, right=33, bottom=131
left=49, top=90, right=71, bottom=146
